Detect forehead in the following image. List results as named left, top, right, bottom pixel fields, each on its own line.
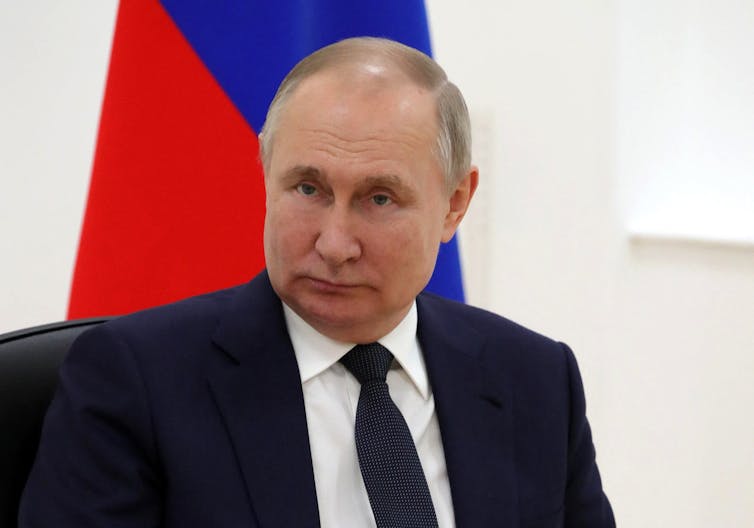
left=272, top=67, right=439, bottom=161
left=265, top=69, right=443, bottom=188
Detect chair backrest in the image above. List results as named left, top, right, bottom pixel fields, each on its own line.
left=0, top=317, right=111, bottom=528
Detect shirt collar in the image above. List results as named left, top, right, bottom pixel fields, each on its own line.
left=283, top=302, right=429, bottom=400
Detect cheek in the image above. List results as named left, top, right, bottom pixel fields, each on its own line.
left=265, top=198, right=310, bottom=258
left=272, top=221, right=307, bottom=256
left=373, top=217, right=441, bottom=268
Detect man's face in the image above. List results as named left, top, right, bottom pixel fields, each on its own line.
left=263, top=66, right=476, bottom=343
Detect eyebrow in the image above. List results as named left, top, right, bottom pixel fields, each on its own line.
left=360, top=174, right=417, bottom=199
left=363, top=174, right=403, bottom=188
left=281, top=165, right=322, bottom=184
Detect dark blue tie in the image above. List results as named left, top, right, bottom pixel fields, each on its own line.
left=340, top=343, right=439, bottom=528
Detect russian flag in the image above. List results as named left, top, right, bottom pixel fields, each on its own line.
left=68, top=0, right=465, bottom=318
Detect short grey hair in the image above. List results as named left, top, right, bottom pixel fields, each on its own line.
left=259, top=37, right=472, bottom=190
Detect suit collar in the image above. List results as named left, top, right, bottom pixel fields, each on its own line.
left=205, top=275, right=520, bottom=526
left=417, top=293, right=519, bottom=526
left=209, top=272, right=320, bottom=527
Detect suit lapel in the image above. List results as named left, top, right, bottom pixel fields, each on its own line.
left=417, top=294, right=519, bottom=526
left=208, top=273, right=320, bottom=527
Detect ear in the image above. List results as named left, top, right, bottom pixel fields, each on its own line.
left=441, top=165, right=479, bottom=243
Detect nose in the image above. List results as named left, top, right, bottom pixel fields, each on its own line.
left=314, top=206, right=362, bottom=267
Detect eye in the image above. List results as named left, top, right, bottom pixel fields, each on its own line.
left=371, top=194, right=392, bottom=206
left=296, top=183, right=317, bottom=196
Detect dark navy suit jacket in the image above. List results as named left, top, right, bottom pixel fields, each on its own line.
left=20, top=271, right=614, bottom=527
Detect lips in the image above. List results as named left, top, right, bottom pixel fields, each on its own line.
left=305, top=276, right=359, bottom=292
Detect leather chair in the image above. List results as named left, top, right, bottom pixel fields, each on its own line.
left=0, top=317, right=111, bottom=528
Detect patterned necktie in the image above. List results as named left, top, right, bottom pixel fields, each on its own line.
left=340, top=343, right=439, bottom=528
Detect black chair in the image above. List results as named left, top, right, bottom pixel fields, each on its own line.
left=0, top=317, right=111, bottom=528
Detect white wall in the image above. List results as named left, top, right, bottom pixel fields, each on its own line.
left=0, top=1, right=119, bottom=329
left=428, top=0, right=754, bottom=526
left=2, top=1, right=753, bottom=525
left=618, top=0, right=754, bottom=245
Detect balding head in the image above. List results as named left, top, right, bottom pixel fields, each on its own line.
left=259, top=37, right=471, bottom=191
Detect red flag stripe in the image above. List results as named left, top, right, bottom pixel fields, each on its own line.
left=68, top=0, right=266, bottom=318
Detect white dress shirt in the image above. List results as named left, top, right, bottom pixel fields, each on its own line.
left=283, top=302, right=455, bottom=528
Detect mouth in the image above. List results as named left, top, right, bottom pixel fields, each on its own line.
left=305, top=276, right=359, bottom=293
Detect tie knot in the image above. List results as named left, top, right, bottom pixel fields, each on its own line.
left=340, top=342, right=393, bottom=385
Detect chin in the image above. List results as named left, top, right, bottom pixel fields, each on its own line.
left=305, top=299, right=365, bottom=326
left=297, top=297, right=375, bottom=338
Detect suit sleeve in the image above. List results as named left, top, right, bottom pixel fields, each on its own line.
left=561, top=343, right=615, bottom=527
left=19, top=324, right=162, bottom=527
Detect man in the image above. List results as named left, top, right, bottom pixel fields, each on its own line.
left=20, top=38, right=614, bottom=527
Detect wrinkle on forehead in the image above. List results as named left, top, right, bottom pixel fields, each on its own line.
left=297, top=76, right=435, bottom=133
left=301, top=126, right=432, bottom=157
left=268, top=65, right=443, bottom=180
